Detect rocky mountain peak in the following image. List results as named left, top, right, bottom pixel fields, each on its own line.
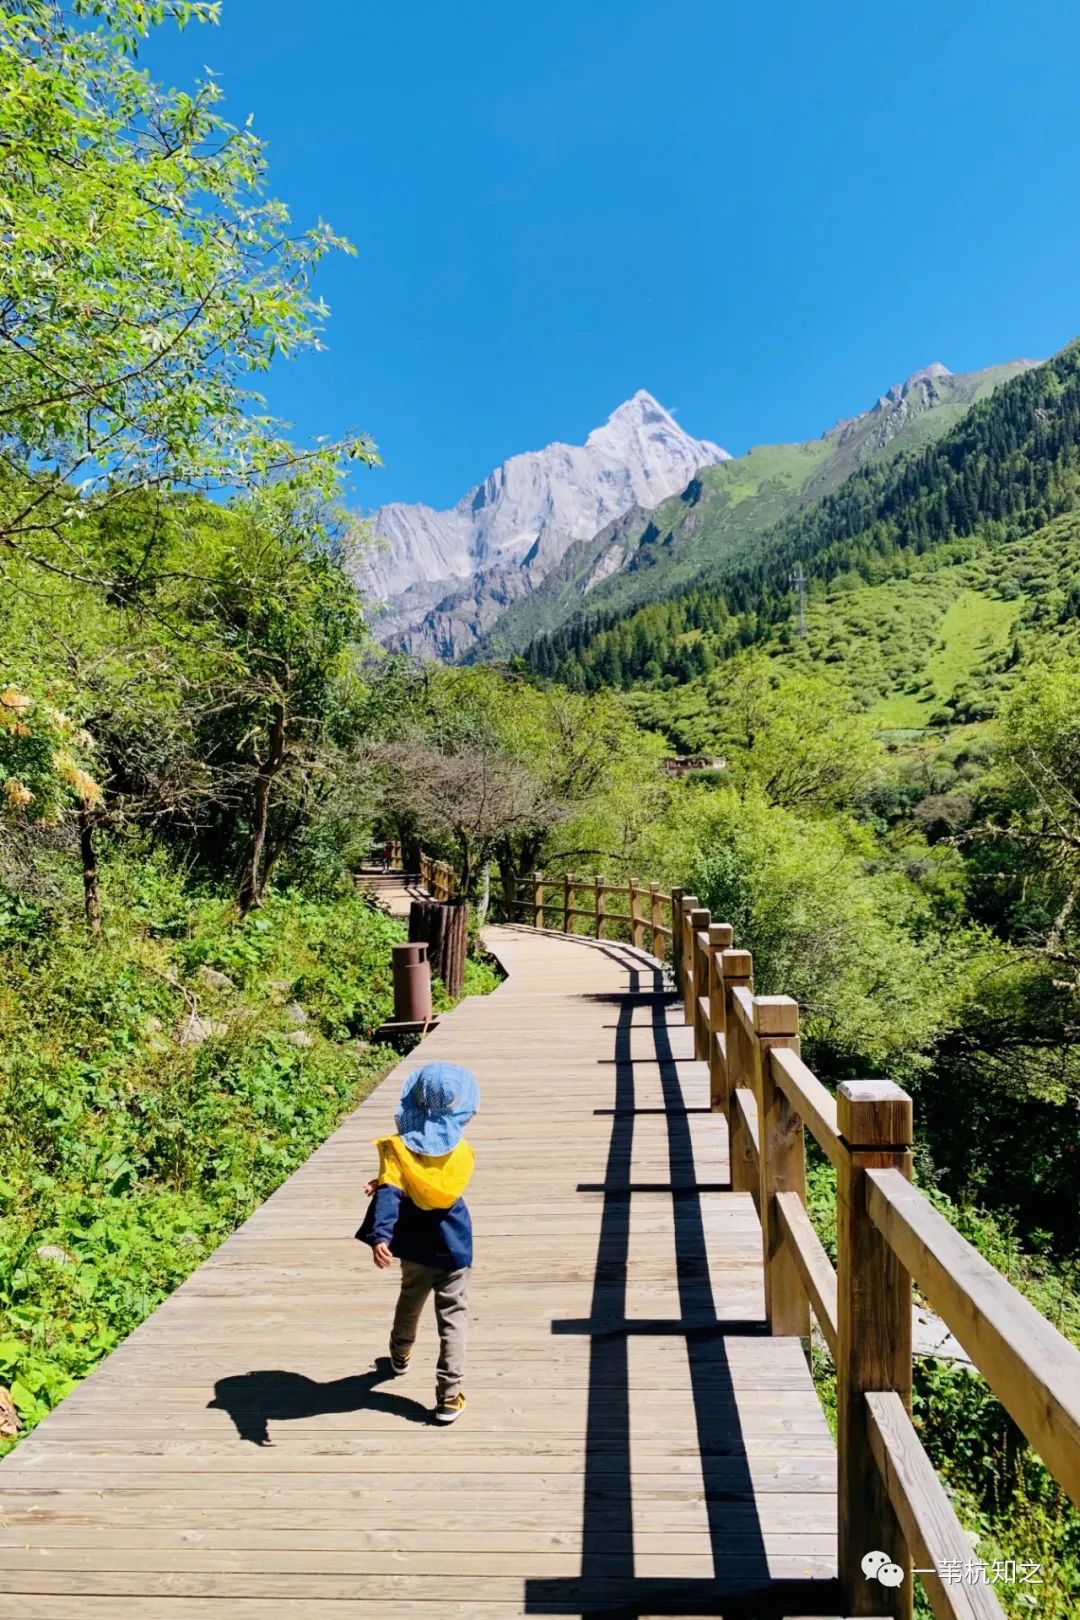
left=881, top=362, right=954, bottom=408
left=586, top=389, right=729, bottom=461
left=905, top=361, right=953, bottom=386
left=354, top=392, right=729, bottom=657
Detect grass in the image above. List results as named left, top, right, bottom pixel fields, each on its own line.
left=870, top=589, right=1018, bottom=727
left=925, top=590, right=1020, bottom=699
left=699, top=437, right=836, bottom=506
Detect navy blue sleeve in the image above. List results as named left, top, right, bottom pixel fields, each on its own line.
left=367, top=1183, right=402, bottom=1247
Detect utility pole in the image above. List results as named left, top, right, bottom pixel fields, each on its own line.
left=791, top=566, right=808, bottom=638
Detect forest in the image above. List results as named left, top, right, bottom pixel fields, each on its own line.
left=524, top=341, right=1080, bottom=694
left=1, top=5, right=1078, bottom=1615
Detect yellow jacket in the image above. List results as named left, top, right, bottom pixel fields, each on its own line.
left=374, top=1134, right=475, bottom=1211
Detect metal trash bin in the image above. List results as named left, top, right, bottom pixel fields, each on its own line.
left=392, top=940, right=432, bottom=1025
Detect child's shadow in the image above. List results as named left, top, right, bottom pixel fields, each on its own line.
left=208, top=1360, right=432, bottom=1446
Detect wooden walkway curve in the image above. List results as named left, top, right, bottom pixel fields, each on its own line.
left=355, top=867, right=431, bottom=917
left=0, top=925, right=843, bottom=1619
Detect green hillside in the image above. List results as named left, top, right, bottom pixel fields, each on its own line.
left=625, top=511, right=1080, bottom=751
left=473, top=360, right=1034, bottom=660
left=524, top=341, right=1080, bottom=699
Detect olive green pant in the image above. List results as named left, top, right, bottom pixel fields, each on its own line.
left=390, top=1260, right=469, bottom=1401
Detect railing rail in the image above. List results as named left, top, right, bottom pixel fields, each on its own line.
left=384, top=843, right=456, bottom=903
left=499, top=871, right=1080, bottom=1620
left=418, top=851, right=455, bottom=902
left=502, top=870, right=677, bottom=957
left=669, top=888, right=1080, bottom=1620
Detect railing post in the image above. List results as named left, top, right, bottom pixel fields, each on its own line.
left=649, top=882, right=663, bottom=959
left=670, top=886, right=685, bottom=989
left=629, top=878, right=644, bottom=949
left=533, top=872, right=544, bottom=930
left=836, top=1080, right=914, bottom=1620
left=594, top=874, right=604, bottom=939
left=679, top=894, right=699, bottom=1024
left=690, top=907, right=712, bottom=1059
left=719, top=948, right=754, bottom=1188
left=563, top=873, right=573, bottom=934
left=706, top=923, right=733, bottom=1104
left=750, top=996, right=809, bottom=1338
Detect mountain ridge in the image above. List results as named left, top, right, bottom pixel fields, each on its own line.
left=522, top=341, right=1080, bottom=701
left=470, top=358, right=1038, bottom=661
left=353, top=389, right=729, bottom=660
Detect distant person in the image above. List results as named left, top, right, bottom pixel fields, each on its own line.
left=358, top=1062, right=479, bottom=1424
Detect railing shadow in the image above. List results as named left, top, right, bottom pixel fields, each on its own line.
left=525, top=950, right=842, bottom=1618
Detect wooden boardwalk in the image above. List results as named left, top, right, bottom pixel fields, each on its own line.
left=356, top=868, right=430, bottom=917
left=0, top=925, right=841, bottom=1619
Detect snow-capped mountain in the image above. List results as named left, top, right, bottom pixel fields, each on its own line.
left=354, top=390, right=729, bottom=660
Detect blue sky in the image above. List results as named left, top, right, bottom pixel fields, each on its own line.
left=147, top=0, right=1080, bottom=511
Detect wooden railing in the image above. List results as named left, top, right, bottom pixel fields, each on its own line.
left=383, top=843, right=456, bottom=902
left=510, top=872, right=1080, bottom=1620
left=419, top=851, right=455, bottom=902
left=672, top=890, right=1080, bottom=1620
left=504, top=870, right=677, bottom=956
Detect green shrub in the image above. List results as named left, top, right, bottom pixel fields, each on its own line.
left=0, top=847, right=423, bottom=1453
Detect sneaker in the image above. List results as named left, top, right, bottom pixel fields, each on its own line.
left=389, top=1346, right=411, bottom=1377
left=435, top=1391, right=466, bottom=1424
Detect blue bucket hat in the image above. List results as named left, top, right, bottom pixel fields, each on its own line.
left=395, top=1062, right=480, bottom=1157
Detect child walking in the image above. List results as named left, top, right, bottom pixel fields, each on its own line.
left=359, top=1061, right=479, bottom=1424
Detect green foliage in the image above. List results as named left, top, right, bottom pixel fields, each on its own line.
left=710, top=658, right=881, bottom=811
left=0, top=684, right=100, bottom=819
left=912, top=1357, right=1080, bottom=1618
left=0, top=845, right=409, bottom=1454
left=643, top=781, right=982, bottom=1075
left=0, top=482, right=385, bottom=918
left=0, top=0, right=375, bottom=572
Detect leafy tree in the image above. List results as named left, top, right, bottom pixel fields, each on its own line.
left=974, top=658, right=1080, bottom=993
left=0, top=0, right=376, bottom=582
left=639, top=781, right=981, bottom=1075
left=370, top=664, right=671, bottom=901
left=148, top=487, right=373, bottom=913
left=715, top=656, right=880, bottom=812
left=2, top=481, right=376, bottom=921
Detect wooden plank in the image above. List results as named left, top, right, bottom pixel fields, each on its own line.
left=751, top=996, right=809, bottom=1338
left=769, top=1046, right=844, bottom=1169
left=0, top=923, right=837, bottom=1615
left=866, top=1167, right=1080, bottom=1508
left=0, top=1604, right=532, bottom=1618
left=0, top=1569, right=843, bottom=1597
left=732, top=1086, right=760, bottom=1179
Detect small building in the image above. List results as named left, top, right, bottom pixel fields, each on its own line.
left=662, top=755, right=727, bottom=778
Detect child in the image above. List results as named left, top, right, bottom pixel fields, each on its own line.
left=359, top=1061, right=479, bottom=1424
